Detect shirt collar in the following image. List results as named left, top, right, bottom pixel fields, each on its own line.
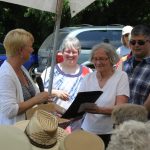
left=131, top=56, right=150, bottom=64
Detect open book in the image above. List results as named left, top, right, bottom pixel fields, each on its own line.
left=61, top=91, right=103, bottom=119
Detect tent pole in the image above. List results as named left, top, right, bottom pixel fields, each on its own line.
left=48, top=0, right=63, bottom=94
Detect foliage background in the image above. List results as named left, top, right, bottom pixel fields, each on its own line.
left=0, top=0, right=150, bottom=51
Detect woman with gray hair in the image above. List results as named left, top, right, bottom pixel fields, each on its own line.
left=107, top=120, right=150, bottom=150
left=41, top=37, right=92, bottom=110
left=78, top=42, right=129, bottom=147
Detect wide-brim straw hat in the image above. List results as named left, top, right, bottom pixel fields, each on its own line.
left=14, top=109, right=68, bottom=150
left=26, top=103, right=69, bottom=124
left=59, top=130, right=105, bottom=150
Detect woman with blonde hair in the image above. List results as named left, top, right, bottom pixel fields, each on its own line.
left=0, top=29, right=51, bottom=125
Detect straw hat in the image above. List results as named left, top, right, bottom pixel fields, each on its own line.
left=26, top=103, right=66, bottom=120
left=26, top=103, right=69, bottom=125
left=14, top=109, right=68, bottom=150
left=59, top=130, right=105, bottom=150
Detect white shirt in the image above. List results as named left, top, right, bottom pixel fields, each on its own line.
left=116, top=45, right=131, bottom=57
left=80, top=70, right=129, bottom=134
left=41, top=64, right=92, bottom=110
left=0, top=61, right=39, bottom=125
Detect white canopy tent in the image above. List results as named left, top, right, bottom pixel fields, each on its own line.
left=0, top=0, right=96, bottom=93
left=0, top=0, right=95, bottom=17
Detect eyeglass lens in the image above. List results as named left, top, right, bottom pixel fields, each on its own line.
left=92, top=57, right=108, bottom=61
left=130, top=40, right=148, bottom=46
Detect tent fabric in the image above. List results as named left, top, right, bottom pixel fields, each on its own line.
left=0, top=0, right=57, bottom=13
left=0, top=0, right=96, bottom=93
left=0, top=0, right=95, bottom=17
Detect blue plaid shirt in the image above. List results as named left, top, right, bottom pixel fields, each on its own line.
left=123, top=56, right=150, bottom=105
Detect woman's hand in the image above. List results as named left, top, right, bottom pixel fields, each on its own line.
left=52, top=89, right=69, bottom=101
left=35, top=92, right=50, bottom=104
left=78, top=103, right=99, bottom=114
left=78, top=103, right=110, bottom=114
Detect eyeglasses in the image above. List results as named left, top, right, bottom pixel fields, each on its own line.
left=64, top=50, right=78, bottom=55
left=129, top=39, right=149, bottom=46
left=92, top=57, right=109, bottom=62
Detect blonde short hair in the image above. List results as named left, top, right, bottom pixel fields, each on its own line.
left=3, top=28, right=34, bottom=57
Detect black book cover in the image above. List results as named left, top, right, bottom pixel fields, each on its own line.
left=62, top=91, right=103, bottom=119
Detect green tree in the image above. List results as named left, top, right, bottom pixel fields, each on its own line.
left=0, top=0, right=150, bottom=50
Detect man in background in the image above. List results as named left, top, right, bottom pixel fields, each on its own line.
left=123, top=24, right=150, bottom=114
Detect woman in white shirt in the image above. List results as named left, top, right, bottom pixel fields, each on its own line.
left=79, top=42, right=129, bottom=148
left=0, top=29, right=50, bottom=125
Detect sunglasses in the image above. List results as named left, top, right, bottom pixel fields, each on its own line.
left=129, top=39, right=149, bottom=46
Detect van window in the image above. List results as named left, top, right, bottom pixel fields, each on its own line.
left=76, top=30, right=121, bottom=49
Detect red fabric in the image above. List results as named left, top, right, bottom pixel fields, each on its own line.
left=56, top=52, right=63, bottom=63
left=65, top=126, right=72, bottom=134
left=82, top=66, right=91, bottom=77
left=116, top=59, right=122, bottom=69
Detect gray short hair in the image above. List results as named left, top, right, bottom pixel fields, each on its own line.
left=112, top=104, right=148, bottom=126
left=90, top=42, right=119, bottom=66
left=107, top=120, right=150, bottom=150
left=131, top=24, right=150, bottom=38
left=61, top=37, right=81, bottom=53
